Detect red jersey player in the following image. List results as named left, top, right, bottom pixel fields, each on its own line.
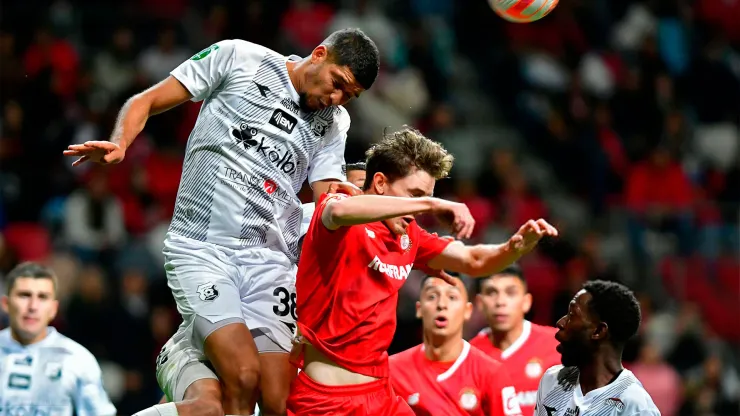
left=390, top=274, right=524, bottom=416
left=469, top=265, right=560, bottom=415
left=288, top=126, right=559, bottom=415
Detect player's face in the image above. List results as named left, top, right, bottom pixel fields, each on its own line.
left=555, top=289, right=597, bottom=367
left=417, top=277, right=472, bottom=339
left=475, top=275, right=531, bottom=333
left=373, top=169, right=435, bottom=235
left=1, top=277, right=58, bottom=343
left=301, top=46, right=364, bottom=112
left=346, top=170, right=366, bottom=189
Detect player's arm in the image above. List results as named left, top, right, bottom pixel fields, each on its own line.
left=65, top=40, right=237, bottom=166
left=321, top=195, right=475, bottom=238
left=425, top=219, right=558, bottom=277
left=73, top=353, right=117, bottom=416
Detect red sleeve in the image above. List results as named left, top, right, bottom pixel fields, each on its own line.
left=485, top=365, right=523, bottom=416
left=413, top=226, right=454, bottom=272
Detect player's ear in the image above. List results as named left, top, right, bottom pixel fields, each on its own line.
left=0, top=295, right=8, bottom=314
left=310, top=45, right=329, bottom=64
left=463, top=302, right=473, bottom=321
left=415, top=301, right=422, bottom=319
left=372, top=172, right=387, bottom=195
left=474, top=294, right=483, bottom=311
left=522, top=292, right=533, bottom=314
left=49, top=299, right=59, bottom=323
left=592, top=321, right=608, bottom=341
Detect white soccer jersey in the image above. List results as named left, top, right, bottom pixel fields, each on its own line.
left=300, top=202, right=316, bottom=237
left=534, top=365, right=660, bottom=416
left=0, top=327, right=116, bottom=416
left=169, top=40, right=349, bottom=262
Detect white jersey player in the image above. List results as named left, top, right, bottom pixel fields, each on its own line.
left=535, top=280, right=660, bottom=416
left=65, top=29, right=379, bottom=416
left=535, top=366, right=659, bottom=416
left=0, top=262, right=116, bottom=416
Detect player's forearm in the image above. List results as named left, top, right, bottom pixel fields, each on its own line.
left=324, top=195, right=437, bottom=227
left=109, top=95, right=151, bottom=150
left=462, top=243, right=521, bottom=277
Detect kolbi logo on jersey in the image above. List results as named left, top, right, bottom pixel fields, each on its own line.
left=253, top=136, right=299, bottom=175
left=269, top=108, right=297, bottom=134
left=502, top=386, right=523, bottom=415
left=367, top=256, right=413, bottom=280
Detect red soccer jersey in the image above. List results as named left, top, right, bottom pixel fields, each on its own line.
left=295, top=193, right=452, bottom=378
left=469, top=320, right=560, bottom=415
left=390, top=341, right=523, bottom=416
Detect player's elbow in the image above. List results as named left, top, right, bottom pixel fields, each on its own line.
left=323, top=200, right=353, bottom=227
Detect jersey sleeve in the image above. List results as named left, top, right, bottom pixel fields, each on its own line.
left=170, top=40, right=238, bottom=102
left=414, top=228, right=454, bottom=271
left=73, top=351, right=117, bottom=416
left=308, top=107, right=349, bottom=184
left=485, top=366, right=523, bottom=416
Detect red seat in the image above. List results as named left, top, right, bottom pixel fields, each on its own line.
left=3, top=222, right=51, bottom=262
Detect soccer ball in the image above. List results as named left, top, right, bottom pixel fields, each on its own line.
left=488, top=0, right=559, bottom=23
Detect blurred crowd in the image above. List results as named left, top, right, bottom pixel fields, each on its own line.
left=0, top=0, right=739, bottom=414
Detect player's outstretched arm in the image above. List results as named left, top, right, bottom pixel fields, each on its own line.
left=321, top=195, right=475, bottom=239
left=64, top=76, right=193, bottom=166
left=426, top=219, right=558, bottom=277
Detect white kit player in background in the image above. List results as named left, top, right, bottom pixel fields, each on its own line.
left=535, top=280, right=660, bottom=416
left=64, top=28, right=380, bottom=416
left=0, top=262, right=116, bottom=416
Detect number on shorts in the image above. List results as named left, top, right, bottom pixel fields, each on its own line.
left=273, top=286, right=297, bottom=320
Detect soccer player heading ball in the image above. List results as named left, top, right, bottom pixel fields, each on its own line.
left=65, top=28, right=379, bottom=416
left=290, top=126, right=559, bottom=415
left=534, top=280, right=660, bottom=416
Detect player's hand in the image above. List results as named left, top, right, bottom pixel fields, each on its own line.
left=435, top=270, right=459, bottom=286
left=328, top=181, right=363, bottom=196
left=507, top=218, right=558, bottom=255
left=63, top=141, right=125, bottom=167
left=431, top=199, right=475, bottom=240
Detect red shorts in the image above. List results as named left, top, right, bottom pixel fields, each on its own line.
left=287, top=371, right=414, bottom=415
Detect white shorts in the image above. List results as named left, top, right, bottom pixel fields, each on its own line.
left=163, top=232, right=297, bottom=351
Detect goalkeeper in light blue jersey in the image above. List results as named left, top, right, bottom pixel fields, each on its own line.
left=0, top=262, right=116, bottom=416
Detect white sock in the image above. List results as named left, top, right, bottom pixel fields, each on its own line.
left=133, top=402, right=179, bottom=416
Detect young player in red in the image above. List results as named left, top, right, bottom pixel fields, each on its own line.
left=390, top=274, right=524, bottom=416
left=288, top=126, right=559, bottom=415
left=470, top=265, right=560, bottom=415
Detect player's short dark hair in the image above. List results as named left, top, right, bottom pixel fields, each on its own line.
left=474, top=263, right=526, bottom=295
left=364, top=126, right=454, bottom=190
left=420, top=271, right=468, bottom=299
left=5, top=262, right=58, bottom=296
left=322, top=28, right=380, bottom=90
left=582, top=280, right=641, bottom=346
left=346, top=161, right=366, bottom=172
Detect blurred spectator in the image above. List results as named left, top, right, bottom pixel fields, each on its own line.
left=630, top=342, right=683, bottom=416
left=63, top=169, right=126, bottom=263
left=281, top=0, right=335, bottom=55
left=137, top=26, right=189, bottom=84
left=93, top=27, right=137, bottom=105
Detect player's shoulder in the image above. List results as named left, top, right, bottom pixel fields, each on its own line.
left=52, top=331, right=99, bottom=365
left=620, top=370, right=661, bottom=413
left=469, top=328, right=490, bottom=348
left=539, top=364, right=578, bottom=391
left=321, top=105, right=351, bottom=138
left=390, top=344, right=420, bottom=365
left=467, top=342, right=504, bottom=368
left=210, top=39, right=278, bottom=68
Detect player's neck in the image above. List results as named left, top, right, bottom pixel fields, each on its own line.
left=285, top=60, right=305, bottom=94
left=578, top=349, right=624, bottom=395
left=10, top=327, right=49, bottom=346
left=423, top=333, right=464, bottom=362
left=489, top=319, right=524, bottom=351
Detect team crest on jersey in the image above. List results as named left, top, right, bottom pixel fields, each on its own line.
left=44, top=362, right=63, bottom=380
left=197, top=283, right=219, bottom=301
left=605, top=398, right=625, bottom=411
left=309, top=115, right=330, bottom=138
left=407, top=392, right=420, bottom=406
left=400, top=234, right=411, bottom=251
left=459, top=388, right=480, bottom=410
left=525, top=359, right=543, bottom=378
